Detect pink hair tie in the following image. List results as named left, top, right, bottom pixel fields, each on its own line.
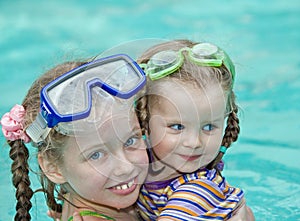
left=1, top=104, right=31, bottom=143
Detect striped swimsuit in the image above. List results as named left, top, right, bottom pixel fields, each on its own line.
left=137, top=168, right=244, bottom=220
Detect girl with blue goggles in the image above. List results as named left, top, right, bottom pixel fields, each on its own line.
left=1, top=54, right=149, bottom=221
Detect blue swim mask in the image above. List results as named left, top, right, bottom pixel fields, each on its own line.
left=139, top=42, right=235, bottom=83
left=26, top=54, right=146, bottom=143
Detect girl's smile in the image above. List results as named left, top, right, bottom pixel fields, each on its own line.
left=110, top=177, right=138, bottom=195
left=178, top=154, right=202, bottom=162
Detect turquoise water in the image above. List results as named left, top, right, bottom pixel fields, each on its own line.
left=1, top=0, right=300, bottom=220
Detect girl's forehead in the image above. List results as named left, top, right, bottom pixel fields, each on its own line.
left=149, top=79, right=225, bottom=102
left=149, top=77, right=217, bottom=93
left=99, top=111, right=138, bottom=133
left=68, top=100, right=137, bottom=138
left=149, top=79, right=227, bottom=117
left=70, top=112, right=140, bottom=150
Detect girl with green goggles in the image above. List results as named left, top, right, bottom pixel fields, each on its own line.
left=135, top=39, right=254, bottom=220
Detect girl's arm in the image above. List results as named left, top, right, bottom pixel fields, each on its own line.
left=72, top=212, right=84, bottom=221
left=228, top=199, right=255, bottom=221
left=47, top=210, right=61, bottom=221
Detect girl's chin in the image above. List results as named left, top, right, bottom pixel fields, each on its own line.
left=172, top=161, right=208, bottom=173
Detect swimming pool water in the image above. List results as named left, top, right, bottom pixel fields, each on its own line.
left=1, top=1, right=300, bottom=220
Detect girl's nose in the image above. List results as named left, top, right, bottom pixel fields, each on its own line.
left=182, top=131, right=202, bottom=149
left=112, top=154, right=135, bottom=177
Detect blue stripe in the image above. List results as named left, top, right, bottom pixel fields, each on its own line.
left=218, top=176, right=225, bottom=188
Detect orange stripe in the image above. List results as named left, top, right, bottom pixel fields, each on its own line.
left=177, top=176, right=186, bottom=185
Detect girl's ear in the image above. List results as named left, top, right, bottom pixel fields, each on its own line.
left=38, top=153, right=66, bottom=184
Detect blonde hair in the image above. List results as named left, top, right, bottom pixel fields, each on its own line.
left=136, top=39, right=239, bottom=172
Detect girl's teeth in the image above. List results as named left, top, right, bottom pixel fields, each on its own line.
left=128, top=180, right=134, bottom=187
left=121, top=184, right=128, bottom=190
left=114, top=179, right=134, bottom=190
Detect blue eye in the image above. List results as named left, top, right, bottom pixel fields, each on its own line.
left=124, top=137, right=138, bottom=147
left=170, top=124, right=185, bottom=131
left=203, top=124, right=214, bottom=131
left=89, top=151, right=104, bottom=160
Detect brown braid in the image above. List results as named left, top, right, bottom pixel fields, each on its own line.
left=9, top=140, right=33, bottom=221
left=5, top=60, right=87, bottom=220
left=136, top=91, right=149, bottom=136
left=44, top=178, right=63, bottom=213
left=222, top=98, right=240, bottom=148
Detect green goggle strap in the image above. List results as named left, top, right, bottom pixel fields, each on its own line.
left=222, top=51, right=236, bottom=83
left=140, top=45, right=235, bottom=85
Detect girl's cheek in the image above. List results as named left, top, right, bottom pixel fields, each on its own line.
left=129, top=149, right=149, bottom=164
left=139, top=150, right=149, bottom=164
left=149, top=115, right=167, bottom=146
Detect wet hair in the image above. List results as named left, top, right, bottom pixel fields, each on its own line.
left=136, top=39, right=240, bottom=172
left=7, top=60, right=87, bottom=220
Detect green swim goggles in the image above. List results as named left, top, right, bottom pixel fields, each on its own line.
left=139, top=42, right=235, bottom=83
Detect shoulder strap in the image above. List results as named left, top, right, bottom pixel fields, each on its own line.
left=68, top=210, right=115, bottom=221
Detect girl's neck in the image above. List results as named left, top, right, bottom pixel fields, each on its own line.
left=147, top=154, right=182, bottom=182
left=61, top=193, right=137, bottom=221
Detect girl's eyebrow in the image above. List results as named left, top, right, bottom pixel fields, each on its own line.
left=90, top=126, right=140, bottom=147
left=81, top=142, right=107, bottom=155
left=211, top=115, right=226, bottom=121
left=165, top=113, right=225, bottom=122
left=166, top=120, right=183, bottom=126
left=202, top=117, right=224, bottom=125
left=121, top=126, right=142, bottom=141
